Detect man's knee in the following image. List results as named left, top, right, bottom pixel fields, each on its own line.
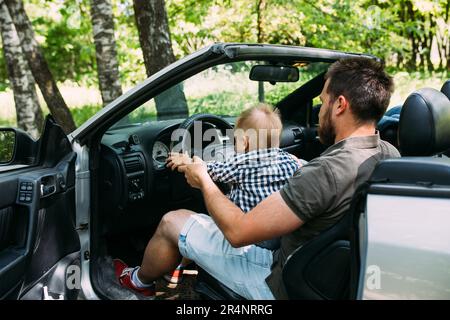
left=159, top=209, right=195, bottom=242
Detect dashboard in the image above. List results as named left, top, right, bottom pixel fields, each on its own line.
left=152, top=141, right=170, bottom=169
left=98, top=117, right=309, bottom=231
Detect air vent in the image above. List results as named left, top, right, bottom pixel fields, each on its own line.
left=292, top=128, right=304, bottom=142
left=123, top=155, right=143, bottom=173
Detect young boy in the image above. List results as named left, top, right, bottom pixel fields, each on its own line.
left=162, top=103, right=305, bottom=284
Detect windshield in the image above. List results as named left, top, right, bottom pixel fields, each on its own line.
left=120, top=61, right=329, bottom=125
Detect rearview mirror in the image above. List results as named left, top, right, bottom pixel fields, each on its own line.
left=0, top=129, right=16, bottom=164
left=250, top=65, right=299, bottom=83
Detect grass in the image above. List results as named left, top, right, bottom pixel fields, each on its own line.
left=0, top=70, right=448, bottom=129
left=0, top=117, right=14, bottom=127
left=70, top=104, right=102, bottom=127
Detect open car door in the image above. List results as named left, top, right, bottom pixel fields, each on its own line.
left=0, top=116, right=80, bottom=300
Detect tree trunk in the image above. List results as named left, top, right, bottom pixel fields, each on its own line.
left=132, top=0, right=188, bottom=120
left=256, top=0, right=266, bottom=103
left=90, top=0, right=122, bottom=106
left=256, top=0, right=266, bottom=44
left=4, top=0, right=76, bottom=133
left=406, top=0, right=418, bottom=70
left=0, top=1, right=43, bottom=139
left=446, top=0, right=450, bottom=70
left=426, top=13, right=436, bottom=71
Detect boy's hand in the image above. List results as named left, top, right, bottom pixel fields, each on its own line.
left=166, top=152, right=192, bottom=171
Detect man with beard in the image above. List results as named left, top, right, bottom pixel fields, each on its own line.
left=114, top=57, right=400, bottom=300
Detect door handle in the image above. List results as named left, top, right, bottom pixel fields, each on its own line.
left=40, top=175, right=57, bottom=198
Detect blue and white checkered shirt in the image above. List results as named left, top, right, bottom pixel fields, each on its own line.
left=206, top=148, right=302, bottom=213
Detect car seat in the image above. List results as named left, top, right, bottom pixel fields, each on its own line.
left=441, top=80, right=450, bottom=100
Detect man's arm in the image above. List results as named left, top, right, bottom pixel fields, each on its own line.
left=179, top=157, right=304, bottom=247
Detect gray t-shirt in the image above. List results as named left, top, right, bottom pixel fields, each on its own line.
left=265, top=134, right=400, bottom=299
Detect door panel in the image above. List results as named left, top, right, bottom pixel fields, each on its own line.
left=0, top=117, right=80, bottom=299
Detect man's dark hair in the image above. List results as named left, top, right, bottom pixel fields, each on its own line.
left=324, top=57, right=394, bottom=124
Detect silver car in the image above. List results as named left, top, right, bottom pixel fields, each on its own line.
left=0, top=43, right=449, bottom=300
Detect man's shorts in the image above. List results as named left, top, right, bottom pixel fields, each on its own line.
left=178, top=213, right=275, bottom=300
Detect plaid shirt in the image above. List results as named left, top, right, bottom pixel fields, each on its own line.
left=206, top=148, right=302, bottom=213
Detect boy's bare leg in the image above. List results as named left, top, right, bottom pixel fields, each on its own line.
left=137, top=209, right=195, bottom=284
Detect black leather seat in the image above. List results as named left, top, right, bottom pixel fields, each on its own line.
left=398, top=88, right=450, bottom=156
left=282, top=213, right=351, bottom=299
left=440, top=82, right=450, bottom=157
left=442, top=80, right=450, bottom=99
left=194, top=88, right=450, bottom=300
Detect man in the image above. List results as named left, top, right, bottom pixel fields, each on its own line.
left=114, top=57, right=400, bottom=299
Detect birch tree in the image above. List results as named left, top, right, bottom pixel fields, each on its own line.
left=4, top=0, right=76, bottom=133
left=90, top=0, right=122, bottom=106
left=0, top=0, right=43, bottom=138
left=133, top=0, right=188, bottom=119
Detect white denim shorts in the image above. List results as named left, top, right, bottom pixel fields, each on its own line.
left=178, top=213, right=275, bottom=300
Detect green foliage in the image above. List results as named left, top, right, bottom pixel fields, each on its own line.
left=27, top=0, right=97, bottom=85
left=265, top=83, right=297, bottom=106
left=0, top=130, right=15, bottom=163
left=1, top=0, right=448, bottom=89
left=113, top=0, right=147, bottom=86
left=188, top=92, right=256, bottom=116
left=70, top=104, right=102, bottom=127
left=0, top=53, right=8, bottom=91
left=0, top=117, right=15, bottom=127
left=128, top=103, right=157, bottom=123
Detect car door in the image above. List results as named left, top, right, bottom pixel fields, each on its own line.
left=0, top=116, right=80, bottom=300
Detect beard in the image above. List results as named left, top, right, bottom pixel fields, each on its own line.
left=318, top=104, right=336, bottom=147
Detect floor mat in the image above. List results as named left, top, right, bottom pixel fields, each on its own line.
left=155, top=268, right=201, bottom=300
left=94, top=257, right=201, bottom=300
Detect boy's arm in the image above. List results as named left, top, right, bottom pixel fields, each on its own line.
left=207, top=159, right=240, bottom=184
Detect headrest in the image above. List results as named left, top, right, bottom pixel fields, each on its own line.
left=399, top=88, right=450, bottom=156
left=442, top=80, right=450, bottom=100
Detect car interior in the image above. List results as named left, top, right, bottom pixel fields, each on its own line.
left=86, top=53, right=450, bottom=300
left=88, top=60, right=331, bottom=299
left=1, top=45, right=449, bottom=300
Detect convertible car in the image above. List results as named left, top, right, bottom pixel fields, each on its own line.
left=1, top=43, right=450, bottom=300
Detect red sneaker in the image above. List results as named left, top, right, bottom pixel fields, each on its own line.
left=163, top=264, right=185, bottom=284
left=113, top=259, right=155, bottom=298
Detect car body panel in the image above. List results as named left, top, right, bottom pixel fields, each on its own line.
left=0, top=117, right=80, bottom=299
left=360, top=194, right=450, bottom=299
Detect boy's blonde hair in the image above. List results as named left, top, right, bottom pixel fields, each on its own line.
left=235, top=103, right=282, bottom=149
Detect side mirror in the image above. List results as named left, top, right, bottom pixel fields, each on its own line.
left=0, top=129, right=16, bottom=164
left=0, top=128, right=37, bottom=165
left=250, top=65, right=299, bottom=84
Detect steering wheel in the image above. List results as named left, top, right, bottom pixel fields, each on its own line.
left=170, top=113, right=234, bottom=161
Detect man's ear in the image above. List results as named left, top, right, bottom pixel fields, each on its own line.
left=335, top=95, right=349, bottom=116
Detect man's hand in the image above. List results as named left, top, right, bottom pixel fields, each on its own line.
left=166, top=152, right=192, bottom=171
left=178, top=156, right=212, bottom=189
